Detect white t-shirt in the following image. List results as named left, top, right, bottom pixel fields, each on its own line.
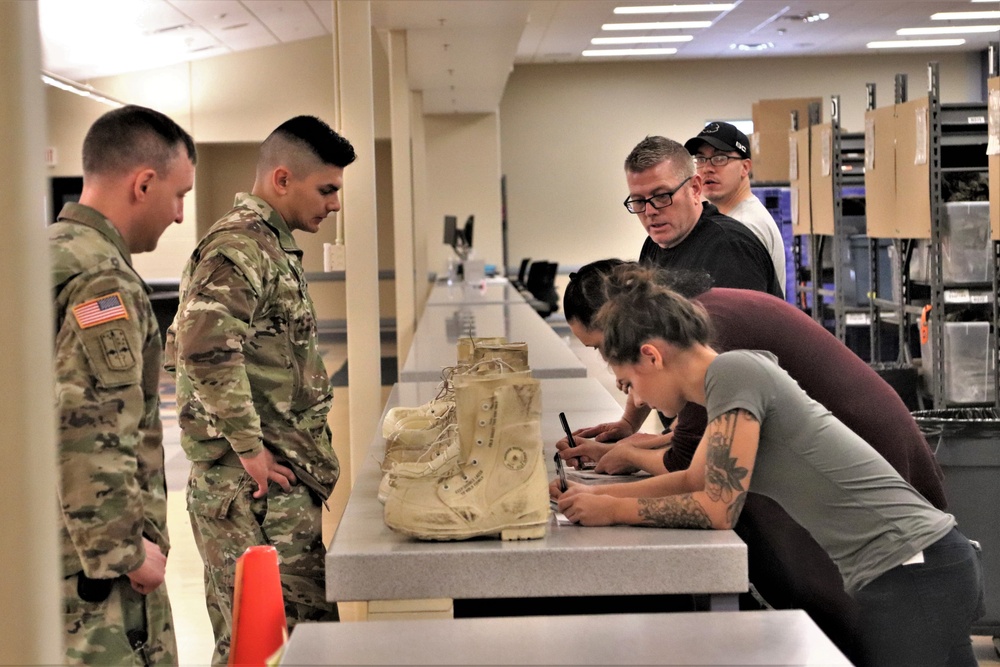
left=728, top=195, right=786, bottom=297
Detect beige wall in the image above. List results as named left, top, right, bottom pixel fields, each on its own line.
left=46, top=37, right=983, bottom=311
left=498, top=51, right=983, bottom=269
left=193, top=143, right=259, bottom=239
left=46, top=36, right=343, bottom=276
left=44, top=35, right=397, bottom=321
left=425, top=112, right=505, bottom=276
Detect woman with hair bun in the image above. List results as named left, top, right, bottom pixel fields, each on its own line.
left=555, top=263, right=983, bottom=667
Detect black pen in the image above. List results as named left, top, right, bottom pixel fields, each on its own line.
left=558, top=411, right=578, bottom=471
left=554, top=448, right=568, bottom=493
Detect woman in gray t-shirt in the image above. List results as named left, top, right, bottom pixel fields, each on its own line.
left=554, top=264, right=984, bottom=667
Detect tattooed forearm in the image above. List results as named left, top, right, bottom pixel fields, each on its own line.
left=637, top=495, right=713, bottom=528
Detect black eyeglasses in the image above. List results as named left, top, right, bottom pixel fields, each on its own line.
left=623, top=176, right=692, bottom=214
left=694, top=154, right=745, bottom=168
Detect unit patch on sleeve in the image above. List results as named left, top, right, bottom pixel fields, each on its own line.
left=72, top=292, right=129, bottom=329
left=99, top=328, right=136, bottom=371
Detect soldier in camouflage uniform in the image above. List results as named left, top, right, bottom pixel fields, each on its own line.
left=164, top=116, right=356, bottom=664
left=52, top=105, right=196, bottom=665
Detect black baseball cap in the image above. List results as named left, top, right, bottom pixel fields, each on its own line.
left=685, top=122, right=751, bottom=159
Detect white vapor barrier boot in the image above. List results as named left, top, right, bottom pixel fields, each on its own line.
left=378, top=424, right=461, bottom=504
left=381, top=408, right=455, bottom=473
left=381, top=394, right=453, bottom=439
left=378, top=367, right=533, bottom=507
left=383, top=372, right=549, bottom=541
left=469, top=341, right=529, bottom=372
left=381, top=342, right=528, bottom=438
left=457, top=336, right=507, bottom=364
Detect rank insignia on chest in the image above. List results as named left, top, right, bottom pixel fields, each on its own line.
left=73, top=292, right=129, bottom=329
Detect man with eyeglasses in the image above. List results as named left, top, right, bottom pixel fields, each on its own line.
left=623, top=135, right=782, bottom=299
left=586, top=135, right=782, bottom=451
left=572, top=136, right=783, bottom=467
left=685, top=122, right=786, bottom=297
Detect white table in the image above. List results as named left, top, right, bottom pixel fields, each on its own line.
left=280, top=610, right=851, bottom=665
left=399, top=302, right=587, bottom=381
left=326, top=379, right=747, bottom=618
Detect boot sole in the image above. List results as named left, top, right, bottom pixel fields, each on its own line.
left=386, top=518, right=548, bottom=542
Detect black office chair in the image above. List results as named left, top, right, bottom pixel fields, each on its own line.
left=511, top=257, right=532, bottom=290
left=524, top=261, right=559, bottom=318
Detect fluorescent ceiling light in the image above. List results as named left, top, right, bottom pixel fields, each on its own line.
left=867, top=38, right=967, bottom=48
left=897, top=25, right=1000, bottom=35
left=931, top=11, right=1000, bottom=20
left=803, top=12, right=829, bottom=22
left=731, top=42, right=774, bottom=51
left=603, top=21, right=713, bottom=30
left=583, top=47, right=679, bottom=56
left=614, top=4, right=735, bottom=13
left=40, top=71, right=125, bottom=107
left=591, top=35, right=694, bottom=44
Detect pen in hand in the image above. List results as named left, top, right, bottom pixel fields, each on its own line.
left=558, top=411, right=579, bottom=471
left=554, top=449, right=568, bottom=493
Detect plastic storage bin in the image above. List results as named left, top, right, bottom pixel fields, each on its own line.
left=841, top=235, right=892, bottom=306
left=912, top=408, right=1000, bottom=637
left=892, top=202, right=991, bottom=292
left=940, top=202, right=992, bottom=284
left=751, top=186, right=794, bottom=304
left=919, top=320, right=996, bottom=404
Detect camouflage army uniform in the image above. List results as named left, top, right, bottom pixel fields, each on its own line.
left=164, top=193, right=340, bottom=664
left=51, top=203, right=176, bottom=666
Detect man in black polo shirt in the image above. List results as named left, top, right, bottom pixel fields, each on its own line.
left=623, top=135, right=783, bottom=298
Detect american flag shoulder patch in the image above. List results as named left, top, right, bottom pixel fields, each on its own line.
left=72, top=292, right=129, bottom=329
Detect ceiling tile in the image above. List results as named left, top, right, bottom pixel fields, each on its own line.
left=241, top=0, right=327, bottom=42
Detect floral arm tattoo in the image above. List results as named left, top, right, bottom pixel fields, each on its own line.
left=635, top=409, right=756, bottom=529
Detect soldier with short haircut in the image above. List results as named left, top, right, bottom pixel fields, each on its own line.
left=52, top=104, right=196, bottom=665
left=165, top=116, right=356, bottom=664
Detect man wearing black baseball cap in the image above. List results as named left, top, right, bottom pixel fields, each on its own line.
left=685, top=122, right=785, bottom=297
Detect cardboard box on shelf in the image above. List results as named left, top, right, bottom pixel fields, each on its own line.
left=752, top=97, right=824, bottom=134
left=750, top=97, right=822, bottom=184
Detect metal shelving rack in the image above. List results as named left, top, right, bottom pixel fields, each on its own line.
left=792, top=97, right=870, bottom=353
left=867, top=63, right=991, bottom=409
left=791, top=103, right=821, bottom=322
left=868, top=75, right=926, bottom=371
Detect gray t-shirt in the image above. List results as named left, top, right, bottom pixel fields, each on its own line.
left=705, top=350, right=954, bottom=594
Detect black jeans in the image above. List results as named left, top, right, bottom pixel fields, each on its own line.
left=855, top=527, right=985, bottom=667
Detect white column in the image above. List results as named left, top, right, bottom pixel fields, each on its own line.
left=0, top=2, right=62, bottom=663
left=388, top=30, right=416, bottom=366
left=410, top=91, right=431, bottom=310
left=333, top=0, right=381, bottom=483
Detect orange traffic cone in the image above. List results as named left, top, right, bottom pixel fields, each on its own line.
left=228, top=545, right=288, bottom=666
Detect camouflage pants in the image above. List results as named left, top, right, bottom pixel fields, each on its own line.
left=62, top=574, right=177, bottom=665
left=187, top=463, right=338, bottom=665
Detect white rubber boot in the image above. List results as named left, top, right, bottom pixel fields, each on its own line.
left=383, top=372, right=549, bottom=541
left=378, top=424, right=461, bottom=504
left=469, top=341, right=529, bottom=373
left=456, top=336, right=508, bottom=364
left=381, top=410, right=455, bottom=473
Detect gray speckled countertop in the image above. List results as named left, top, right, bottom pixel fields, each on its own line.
left=326, top=378, right=748, bottom=606
left=281, top=610, right=851, bottom=665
